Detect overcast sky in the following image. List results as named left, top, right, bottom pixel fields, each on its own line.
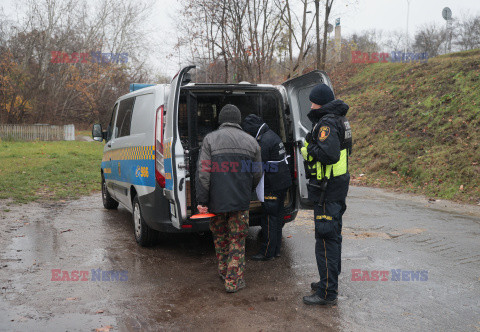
left=2, top=0, right=479, bottom=77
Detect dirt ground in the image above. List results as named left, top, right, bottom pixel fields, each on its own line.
left=0, top=186, right=479, bottom=331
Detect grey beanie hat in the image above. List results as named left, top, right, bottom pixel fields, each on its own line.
left=219, top=104, right=241, bottom=124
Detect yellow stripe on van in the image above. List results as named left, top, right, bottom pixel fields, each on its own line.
left=102, top=146, right=155, bottom=162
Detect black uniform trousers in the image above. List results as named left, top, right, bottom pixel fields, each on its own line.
left=314, top=200, right=346, bottom=301
left=259, top=190, right=286, bottom=258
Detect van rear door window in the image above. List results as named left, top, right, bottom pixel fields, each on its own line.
left=116, top=97, right=135, bottom=137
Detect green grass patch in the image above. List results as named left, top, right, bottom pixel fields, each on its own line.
left=338, top=50, right=480, bottom=204
left=0, top=140, right=104, bottom=203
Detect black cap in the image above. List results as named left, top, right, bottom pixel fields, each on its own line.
left=219, top=104, right=241, bottom=124
left=309, top=84, right=335, bottom=106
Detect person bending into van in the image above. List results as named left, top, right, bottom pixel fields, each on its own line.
left=242, top=114, right=292, bottom=261
left=196, top=104, right=262, bottom=293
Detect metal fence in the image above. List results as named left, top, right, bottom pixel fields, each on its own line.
left=0, top=124, right=75, bottom=141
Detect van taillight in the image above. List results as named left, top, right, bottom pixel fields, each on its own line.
left=155, top=105, right=166, bottom=188
left=155, top=170, right=166, bottom=188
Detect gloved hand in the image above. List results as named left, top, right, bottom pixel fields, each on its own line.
left=305, top=132, right=313, bottom=143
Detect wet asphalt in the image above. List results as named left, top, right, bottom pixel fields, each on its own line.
left=0, top=186, right=479, bottom=332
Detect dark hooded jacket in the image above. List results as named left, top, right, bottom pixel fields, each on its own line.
left=306, top=99, right=351, bottom=202
left=242, top=115, right=292, bottom=193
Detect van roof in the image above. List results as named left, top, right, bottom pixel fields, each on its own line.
left=117, top=84, right=167, bottom=101
left=115, top=82, right=279, bottom=103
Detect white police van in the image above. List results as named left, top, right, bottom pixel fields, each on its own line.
left=92, top=66, right=333, bottom=246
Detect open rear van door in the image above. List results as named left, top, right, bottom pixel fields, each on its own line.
left=282, top=70, right=334, bottom=208
left=163, top=65, right=195, bottom=228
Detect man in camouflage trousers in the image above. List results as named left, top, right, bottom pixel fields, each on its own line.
left=196, top=104, right=262, bottom=293
left=210, top=211, right=249, bottom=291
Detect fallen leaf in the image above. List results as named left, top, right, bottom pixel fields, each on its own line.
left=96, top=310, right=104, bottom=314
left=95, top=325, right=113, bottom=332
left=15, top=235, right=25, bottom=238
left=459, top=185, right=464, bottom=191
left=249, top=307, right=254, bottom=311
left=287, top=235, right=292, bottom=238
left=66, top=297, right=77, bottom=301
left=60, top=229, right=72, bottom=234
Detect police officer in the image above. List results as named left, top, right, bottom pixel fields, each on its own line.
left=242, top=114, right=292, bottom=261
left=300, top=84, right=352, bottom=306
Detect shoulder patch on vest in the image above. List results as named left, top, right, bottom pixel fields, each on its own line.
left=318, top=126, right=330, bottom=142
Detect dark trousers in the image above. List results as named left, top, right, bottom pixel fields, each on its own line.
left=258, top=190, right=286, bottom=258
left=314, top=201, right=346, bottom=301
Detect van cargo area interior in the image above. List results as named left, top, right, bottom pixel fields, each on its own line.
left=178, top=86, right=296, bottom=219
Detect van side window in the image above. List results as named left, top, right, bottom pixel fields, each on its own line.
left=106, top=103, right=118, bottom=142
left=130, top=93, right=155, bottom=135
left=116, top=97, right=135, bottom=138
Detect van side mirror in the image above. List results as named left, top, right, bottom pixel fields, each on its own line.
left=92, top=124, right=103, bottom=142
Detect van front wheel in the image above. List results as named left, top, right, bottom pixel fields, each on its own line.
left=102, top=176, right=119, bottom=209
left=133, top=195, right=158, bottom=247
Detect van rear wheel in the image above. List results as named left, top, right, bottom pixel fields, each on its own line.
left=102, top=176, right=119, bottom=209
left=133, top=195, right=158, bottom=247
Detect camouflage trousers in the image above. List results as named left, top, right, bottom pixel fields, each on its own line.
left=210, top=210, right=249, bottom=292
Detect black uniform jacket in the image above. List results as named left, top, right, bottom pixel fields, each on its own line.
left=306, top=100, right=351, bottom=203
left=242, top=115, right=292, bottom=193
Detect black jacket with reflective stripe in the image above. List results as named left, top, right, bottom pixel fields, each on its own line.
left=242, top=115, right=292, bottom=193
left=306, top=100, right=351, bottom=203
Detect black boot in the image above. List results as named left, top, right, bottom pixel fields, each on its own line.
left=303, top=294, right=337, bottom=306
left=251, top=253, right=274, bottom=261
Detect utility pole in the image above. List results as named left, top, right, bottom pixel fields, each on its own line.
left=405, top=0, right=411, bottom=54
left=315, top=0, right=320, bottom=69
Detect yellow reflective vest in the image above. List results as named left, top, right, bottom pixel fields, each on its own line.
left=301, top=141, right=348, bottom=180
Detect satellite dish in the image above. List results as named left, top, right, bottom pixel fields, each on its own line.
left=327, top=23, right=334, bottom=33
left=442, top=7, right=452, bottom=20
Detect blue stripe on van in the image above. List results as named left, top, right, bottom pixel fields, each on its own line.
left=164, top=157, right=173, bottom=190
left=102, top=159, right=155, bottom=187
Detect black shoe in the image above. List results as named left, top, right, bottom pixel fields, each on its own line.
left=311, top=281, right=320, bottom=291
left=251, top=253, right=274, bottom=261
left=303, top=294, right=337, bottom=306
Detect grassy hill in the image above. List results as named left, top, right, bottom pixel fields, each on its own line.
left=336, top=49, right=480, bottom=204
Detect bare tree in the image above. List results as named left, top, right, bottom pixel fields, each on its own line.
left=275, top=0, right=315, bottom=78
left=0, top=0, right=153, bottom=125
left=413, top=23, right=447, bottom=57
left=350, top=30, right=382, bottom=53
left=320, top=0, right=334, bottom=70
left=383, top=30, right=406, bottom=52
left=455, top=15, right=480, bottom=51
